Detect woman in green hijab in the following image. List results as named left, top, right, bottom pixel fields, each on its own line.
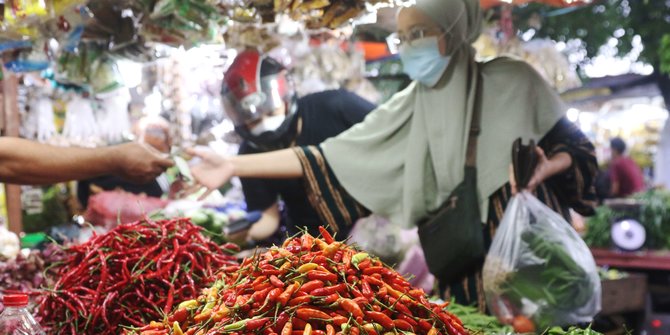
left=190, top=0, right=597, bottom=309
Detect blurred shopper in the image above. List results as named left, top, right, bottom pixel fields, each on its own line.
left=221, top=50, right=375, bottom=243
left=609, top=137, right=645, bottom=197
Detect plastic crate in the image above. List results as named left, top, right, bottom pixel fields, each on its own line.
left=600, top=273, right=648, bottom=315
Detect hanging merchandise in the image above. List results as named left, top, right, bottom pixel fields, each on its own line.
left=139, top=0, right=224, bottom=49
left=95, top=87, right=131, bottom=143
left=34, top=97, right=57, bottom=142
left=89, top=56, right=124, bottom=94
left=4, top=40, right=50, bottom=73
left=62, top=94, right=100, bottom=144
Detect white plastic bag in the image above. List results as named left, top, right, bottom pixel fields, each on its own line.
left=348, top=215, right=415, bottom=265
left=482, top=192, right=601, bottom=330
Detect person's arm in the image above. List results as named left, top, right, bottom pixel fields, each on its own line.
left=188, top=148, right=304, bottom=195
left=534, top=117, right=599, bottom=215
left=0, top=138, right=173, bottom=185
left=247, top=203, right=281, bottom=241
left=524, top=149, right=573, bottom=191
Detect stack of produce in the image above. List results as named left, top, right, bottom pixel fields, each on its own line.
left=128, top=227, right=468, bottom=335
left=37, top=218, right=239, bottom=335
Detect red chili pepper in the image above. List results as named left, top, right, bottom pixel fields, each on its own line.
left=397, top=314, right=418, bottom=328
left=362, top=267, right=384, bottom=275
left=274, top=312, right=290, bottom=333
left=393, top=319, right=414, bottom=331
left=168, top=308, right=189, bottom=324
left=318, top=226, right=335, bottom=244
left=418, top=319, right=433, bottom=332
left=298, top=280, right=324, bottom=293
left=288, top=295, right=312, bottom=306
left=252, top=287, right=272, bottom=302
left=281, top=321, right=293, bottom=335
left=339, top=298, right=364, bottom=319
left=268, top=287, right=283, bottom=302
left=278, top=282, right=299, bottom=306
left=321, top=293, right=340, bottom=304
left=270, top=275, right=285, bottom=288
left=286, top=245, right=302, bottom=253
left=302, top=234, right=315, bottom=250
left=326, top=324, right=336, bottom=335
left=311, top=283, right=346, bottom=296
left=296, top=307, right=332, bottom=321
left=350, top=287, right=365, bottom=299
left=293, top=318, right=308, bottom=329
left=361, top=279, right=373, bottom=299
left=307, top=271, right=338, bottom=282
left=357, top=258, right=372, bottom=270
left=347, top=275, right=359, bottom=284
left=254, top=282, right=273, bottom=292
left=333, top=250, right=344, bottom=263
left=331, top=315, right=348, bottom=326
left=362, top=275, right=383, bottom=287
left=365, top=311, right=394, bottom=330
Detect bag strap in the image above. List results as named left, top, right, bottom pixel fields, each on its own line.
left=465, top=69, right=483, bottom=168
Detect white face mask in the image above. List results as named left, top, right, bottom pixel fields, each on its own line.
left=250, top=114, right=286, bottom=136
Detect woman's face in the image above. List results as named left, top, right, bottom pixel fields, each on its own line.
left=397, top=7, right=448, bottom=56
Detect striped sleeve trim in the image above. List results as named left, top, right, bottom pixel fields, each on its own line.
left=293, top=146, right=368, bottom=233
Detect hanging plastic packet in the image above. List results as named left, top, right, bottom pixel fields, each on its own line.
left=4, top=42, right=50, bottom=73
left=0, top=40, right=32, bottom=53
left=95, top=87, right=131, bottom=144
left=35, top=96, right=57, bottom=142
left=90, top=56, right=124, bottom=94
left=63, top=93, right=99, bottom=143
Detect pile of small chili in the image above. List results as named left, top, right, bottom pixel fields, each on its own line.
left=129, top=227, right=468, bottom=335
left=37, top=217, right=239, bottom=335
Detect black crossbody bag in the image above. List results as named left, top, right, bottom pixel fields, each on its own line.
left=416, top=73, right=485, bottom=284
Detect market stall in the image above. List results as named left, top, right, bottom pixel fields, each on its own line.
left=0, top=0, right=638, bottom=334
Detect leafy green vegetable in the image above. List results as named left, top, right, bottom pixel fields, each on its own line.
left=446, top=301, right=513, bottom=335
left=583, top=206, right=614, bottom=248
left=544, top=325, right=602, bottom=335
left=585, top=189, right=670, bottom=250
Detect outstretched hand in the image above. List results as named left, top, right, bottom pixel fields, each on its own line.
left=184, top=148, right=235, bottom=200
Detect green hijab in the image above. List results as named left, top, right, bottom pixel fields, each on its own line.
left=321, top=0, right=565, bottom=226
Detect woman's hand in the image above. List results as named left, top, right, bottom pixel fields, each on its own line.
left=186, top=148, right=235, bottom=199
left=510, top=147, right=572, bottom=194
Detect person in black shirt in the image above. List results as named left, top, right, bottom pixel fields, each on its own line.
left=222, top=50, right=375, bottom=242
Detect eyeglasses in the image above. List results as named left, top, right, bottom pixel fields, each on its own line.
left=387, top=26, right=443, bottom=52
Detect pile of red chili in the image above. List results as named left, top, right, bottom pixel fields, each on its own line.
left=129, top=227, right=468, bottom=335
left=37, top=218, right=239, bottom=335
